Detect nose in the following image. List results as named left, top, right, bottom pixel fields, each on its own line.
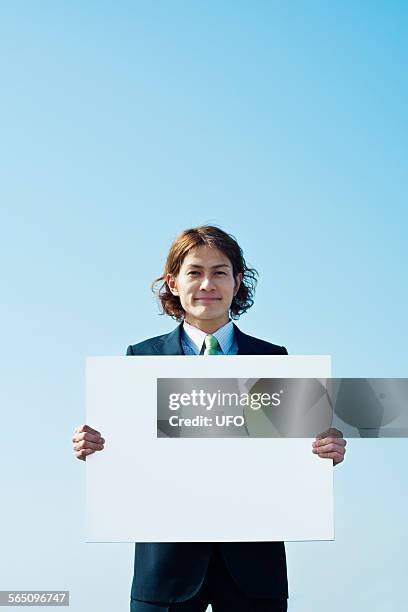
left=200, top=276, right=216, bottom=290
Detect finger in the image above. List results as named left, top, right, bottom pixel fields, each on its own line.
left=313, top=437, right=346, bottom=449
left=315, top=451, right=344, bottom=463
left=75, top=448, right=95, bottom=460
left=73, top=440, right=105, bottom=451
left=316, top=439, right=346, bottom=450
left=313, top=441, right=346, bottom=453
left=72, top=432, right=105, bottom=444
left=313, top=449, right=346, bottom=462
left=74, top=424, right=101, bottom=437
left=315, top=428, right=343, bottom=440
left=73, top=440, right=104, bottom=451
left=318, top=450, right=345, bottom=460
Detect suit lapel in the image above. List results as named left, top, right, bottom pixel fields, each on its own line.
left=154, top=322, right=184, bottom=355
left=233, top=324, right=256, bottom=355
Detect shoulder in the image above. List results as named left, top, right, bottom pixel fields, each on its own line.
left=249, top=335, right=288, bottom=355
left=234, top=326, right=288, bottom=355
left=126, top=332, right=170, bottom=355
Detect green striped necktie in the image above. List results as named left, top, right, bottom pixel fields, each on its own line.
left=203, top=334, right=220, bottom=355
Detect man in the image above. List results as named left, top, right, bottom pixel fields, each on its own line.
left=73, top=225, right=346, bottom=612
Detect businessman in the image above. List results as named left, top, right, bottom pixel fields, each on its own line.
left=73, top=225, right=346, bottom=612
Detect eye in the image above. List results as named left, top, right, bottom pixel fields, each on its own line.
left=188, top=271, right=200, bottom=276
left=215, top=271, right=226, bottom=275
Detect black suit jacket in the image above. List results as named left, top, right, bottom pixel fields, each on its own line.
left=127, top=322, right=289, bottom=604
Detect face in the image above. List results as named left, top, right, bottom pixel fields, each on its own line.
left=166, top=245, right=243, bottom=333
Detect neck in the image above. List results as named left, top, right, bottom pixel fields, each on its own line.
left=184, top=314, right=230, bottom=335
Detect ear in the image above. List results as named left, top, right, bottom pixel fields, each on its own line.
left=166, top=273, right=179, bottom=296
left=234, top=272, right=243, bottom=296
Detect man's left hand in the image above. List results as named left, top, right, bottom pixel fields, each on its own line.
left=312, top=427, right=347, bottom=466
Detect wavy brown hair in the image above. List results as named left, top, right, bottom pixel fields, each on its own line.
left=151, top=225, right=258, bottom=321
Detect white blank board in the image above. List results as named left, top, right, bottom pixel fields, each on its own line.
left=86, top=355, right=333, bottom=542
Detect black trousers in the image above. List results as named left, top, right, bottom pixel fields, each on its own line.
left=131, top=545, right=288, bottom=612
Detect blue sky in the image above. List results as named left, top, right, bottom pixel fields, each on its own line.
left=1, top=2, right=407, bottom=611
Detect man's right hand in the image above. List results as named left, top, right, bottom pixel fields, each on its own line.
left=72, top=424, right=105, bottom=461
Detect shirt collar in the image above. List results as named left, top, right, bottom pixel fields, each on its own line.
left=182, top=319, right=235, bottom=354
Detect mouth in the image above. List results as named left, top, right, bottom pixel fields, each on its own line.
left=194, top=297, right=221, bottom=302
